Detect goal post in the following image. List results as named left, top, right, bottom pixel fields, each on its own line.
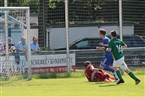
left=0, top=7, right=32, bottom=80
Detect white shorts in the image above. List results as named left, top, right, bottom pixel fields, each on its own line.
left=113, top=57, right=128, bottom=70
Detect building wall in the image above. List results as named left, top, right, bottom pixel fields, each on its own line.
left=0, top=29, right=38, bottom=45
left=0, top=25, right=134, bottom=49
left=50, top=25, right=134, bottom=49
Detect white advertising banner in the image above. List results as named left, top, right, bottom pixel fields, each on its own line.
left=0, top=54, right=76, bottom=74
left=20, top=54, right=76, bottom=73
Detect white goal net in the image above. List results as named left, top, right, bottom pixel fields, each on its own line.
left=0, top=7, right=32, bottom=80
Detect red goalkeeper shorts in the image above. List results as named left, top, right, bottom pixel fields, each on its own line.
left=93, top=70, right=110, bottom=82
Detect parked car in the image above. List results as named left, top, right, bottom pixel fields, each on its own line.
left=56, top=35, right=145, bottom=50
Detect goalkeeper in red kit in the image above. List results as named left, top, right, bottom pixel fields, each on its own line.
left=84, top=61, right=115, bottom=82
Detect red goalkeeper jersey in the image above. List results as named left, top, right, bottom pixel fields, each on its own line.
left=85, top=64, right=93, bottom=81
left=85, top=64, right=110, bottom=82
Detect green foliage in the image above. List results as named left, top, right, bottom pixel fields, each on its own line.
left=40, top=46, right=50, bottom=51
left=0, top=0, right=108, bottom=26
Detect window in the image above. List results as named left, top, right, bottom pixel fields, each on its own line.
left=76, top=40, right=89, bottom=48
left=90, top=39, right=102, bottom=47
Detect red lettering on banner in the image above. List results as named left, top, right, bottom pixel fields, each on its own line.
left=25, top=65, right=76, bottom=74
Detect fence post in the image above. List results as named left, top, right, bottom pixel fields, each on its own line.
left=26, top=8, right=32, bottom=80
left=119, top=0, right=123, bottom=41
left=65, top=0, right=70, bottom=75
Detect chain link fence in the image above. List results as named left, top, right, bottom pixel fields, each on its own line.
left=0, top=0, right=145, bottom=79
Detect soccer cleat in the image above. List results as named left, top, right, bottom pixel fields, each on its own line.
left=116, top=79, right=124, bottom=84
left=114, top=78, right=119, bottom=82
left=115, top=78, right=119, bottom=81
left=135, top=79, right=141, bottom=85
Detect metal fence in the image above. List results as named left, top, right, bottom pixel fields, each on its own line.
left=1, top=0, right=145, bottom=47
left=1, top=49, right=144, bottom=76
left=75, top=48, right=145, bottom=68
left=0, top=0, right=145, bottom=79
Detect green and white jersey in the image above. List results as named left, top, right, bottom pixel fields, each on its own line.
left=108, top=38, right=126, bottom=60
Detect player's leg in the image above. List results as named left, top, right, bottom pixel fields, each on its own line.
left=94, top=70, right=113, bottom=82
left=104, top=65, right=118, bottom=81
left=121, top=62, right=141, bottom=85
left=99, top=58, right=106, bottom=69
left=100, top=57, right=114, bottom=72
left=93, top=71, right=104, bottom=82
left=91, top=71, right=96, bottom=81
left=112, top=57, right=125, bottom=84
left=100, top=57, right=118, bottom=81
left=104, top=57, right=118, bottom=81
left=105, top=73, right=115, bottom=80
left=102, top=72, right=114, bottom=82
left=104, top=78, right=112, bottom=83
left=103, top=65, right=114, bottom=72
left=113, top=67, right=124, bottom=84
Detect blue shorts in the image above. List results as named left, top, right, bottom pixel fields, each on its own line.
left=100, top=56, right=114, bottom=72
left=101, top=56, right=113, bottom=66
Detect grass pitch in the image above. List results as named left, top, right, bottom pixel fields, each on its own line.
left=0, top=71, right=145, bottom=97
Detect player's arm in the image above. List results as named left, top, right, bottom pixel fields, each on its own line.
left=90, top=65, right=99, bottom=72
left=99, top=42, right=108, bottom=47
left=96, top=46, right=105, bottom=50
left=106, top=48, right=112, bottom=52
left=106, top=42, right=112, bottom=52
left=121, top=41, right=127, bottom=48
left=99, top=38, right=109, bottom=47
left=122, top=43, right=127, bottom=48
left=96, top=43, right=108, bottom=51
left=96, top=42, right=105, bottom=51
left=122, top=45, right=127, bottom=48
left=96, top=39, right=109, bottom=50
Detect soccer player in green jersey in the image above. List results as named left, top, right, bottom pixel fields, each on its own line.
left=107, top=30, right=141, bottom=85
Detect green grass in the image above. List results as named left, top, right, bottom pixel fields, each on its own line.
left=0, top=71, right=145, bottom=97
left=32, top=71, right=85, bottom=79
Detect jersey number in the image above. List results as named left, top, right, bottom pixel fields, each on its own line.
left=116, top=45, right=122, bottom=53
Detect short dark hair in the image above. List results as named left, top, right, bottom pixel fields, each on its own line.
left=111, top=30, right=117, bottom=37
left=99, top=29, right=106, bottom=35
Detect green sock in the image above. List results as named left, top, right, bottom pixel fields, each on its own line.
left=116, top=70, right=123, bottom=80
left=128, top=72, right=138, bottom=81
